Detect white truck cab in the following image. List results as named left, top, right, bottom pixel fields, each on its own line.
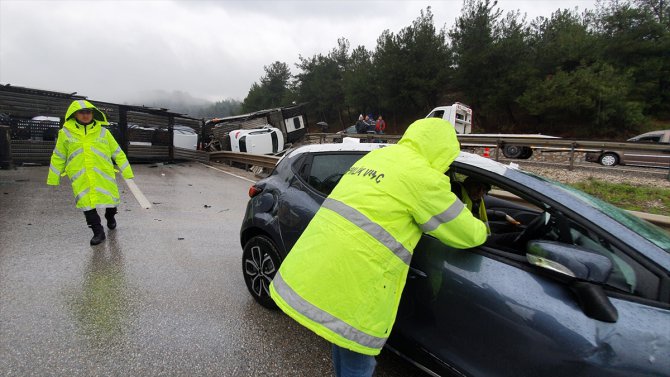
left=425, top=102, right=473, bottom=134
left=426, top=102, right=559, bottom=159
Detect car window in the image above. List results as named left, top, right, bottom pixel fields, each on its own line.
left=306, top=153, right=364, bottom=196
left=634, top=135, right=662, bottom=143
left=429, top=110, right=444, bottom=119
left=451, top=170, right=664, bottom=302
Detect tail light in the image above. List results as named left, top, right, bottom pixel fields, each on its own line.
left=248, top=185, right=262, bottom=198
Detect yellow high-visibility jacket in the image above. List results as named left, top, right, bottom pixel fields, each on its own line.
left=46, top=100, right=133, bottom=210
left=270, top=118, right=488, bottom=356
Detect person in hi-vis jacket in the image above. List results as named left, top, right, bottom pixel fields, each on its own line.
left=270, top=117, right=487, bottom=377
left=47, top=100, right=133, bottom=245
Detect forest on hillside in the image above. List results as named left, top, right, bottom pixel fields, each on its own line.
left=240, top=0, right=670, bottom=138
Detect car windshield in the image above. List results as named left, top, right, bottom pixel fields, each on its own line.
left=526, top=172, right=670, bottom=253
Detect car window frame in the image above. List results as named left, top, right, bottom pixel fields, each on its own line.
left=449, top=163, right=670, bottom=307
left=291, top=151, right=368, bottom=197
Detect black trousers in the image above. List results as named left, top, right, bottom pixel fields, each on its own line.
left=84, top=207, right=117, bottom=226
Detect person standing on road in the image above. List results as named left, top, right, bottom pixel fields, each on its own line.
left=375, top=115, right=386, bottom=134
left=47, top=100, right=134, bottom=246
left=355, top=114, right=368, bottom=134
left=270, top=118, right=488, bottom=377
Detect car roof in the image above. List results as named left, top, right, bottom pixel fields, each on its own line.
left=631, top=129, right=670, bottom=139
left=283, top=141, right=386, bottom=157
left=283, top=142, right=518, bottom=174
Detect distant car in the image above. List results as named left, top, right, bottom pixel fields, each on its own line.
left=585, top=129, right=670, bottom=168
left=125, top=124, right=199, bottom=150
left=240, top=142, right=670, bottom=377
left=172, top=125, right=198, bottom=150
left=229, top=126, right=284, bottom=155
left=32, top=116, right=61, bottom=141
left=341, top=124, right=357, bottom=134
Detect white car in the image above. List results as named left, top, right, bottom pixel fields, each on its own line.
left=172, top=125, right=198, bottom=150
left=229, top=126, right=284, bottom=155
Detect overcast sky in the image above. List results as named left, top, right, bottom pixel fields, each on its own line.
left=0, top=0, right=597, bottom=105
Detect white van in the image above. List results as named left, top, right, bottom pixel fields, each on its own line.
left=229, top=126, right=284, bottom=155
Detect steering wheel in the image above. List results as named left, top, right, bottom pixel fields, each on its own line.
left=513, top=211, right=551, bottom=245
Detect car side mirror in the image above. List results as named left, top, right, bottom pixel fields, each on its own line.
left=526, top=240, right=618, bottom=323
left=526, top=240, right=612, bottom=283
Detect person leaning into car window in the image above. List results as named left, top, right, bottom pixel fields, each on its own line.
left=453, top=177, right=521, bottom=234
left=269, top=118, right=488, bottom=377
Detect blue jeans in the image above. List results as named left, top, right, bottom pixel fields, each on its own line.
left=331, top=344, right=376, bottom=377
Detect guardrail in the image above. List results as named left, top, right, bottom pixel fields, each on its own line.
left=209, top=151, right=279, bottom=169
left=304, top=133, right=670, bottom=178
left=306, top=132, right=670, bottom=153
left=174, top=147, right=210, bottom=163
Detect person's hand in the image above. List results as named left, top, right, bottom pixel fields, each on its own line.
left=505, top=214, right=521, bottom=226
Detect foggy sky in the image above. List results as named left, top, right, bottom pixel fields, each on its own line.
left=0, top=0, right=597, bottom=105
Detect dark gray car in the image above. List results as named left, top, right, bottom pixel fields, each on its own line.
left=240, top=143, right=670, bottom=377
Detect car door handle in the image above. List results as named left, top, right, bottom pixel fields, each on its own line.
left=408, top=267, right=428, bottom=279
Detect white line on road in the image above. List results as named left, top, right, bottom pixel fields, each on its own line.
left=124, top=178, right=152, bottom=209
left=201, top=163, right=256, bottom=183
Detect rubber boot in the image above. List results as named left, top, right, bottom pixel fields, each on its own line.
left=84, top=209, right=106, bottom=245
left=89, top=223, right=106, bottom=245
left=105, top=207, right=117, bottom=230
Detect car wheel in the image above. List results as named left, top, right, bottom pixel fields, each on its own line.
left=519, top=147, right=533, bottom=159
left=599, top=153, right=619, bottom=166
left=503, top=144, right=523, bottom=159
left=242, top=235, right=281, bottom=309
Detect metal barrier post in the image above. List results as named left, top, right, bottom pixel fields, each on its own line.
left=569, top=142, right=576, bottom=171
left=168, top=115, right=175, bottom=161
left=0, top=126, right=13, bottom=169
left=118, top=107, right=129, bottom=154
left=495, top=139, right=501, bottom=161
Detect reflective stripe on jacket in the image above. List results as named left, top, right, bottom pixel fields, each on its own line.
left=46, top=100, right=133, bottom=210
left=270, top=118, right=487, bottom=355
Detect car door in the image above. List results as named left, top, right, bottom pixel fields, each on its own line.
left=393, top=171, right=669, bottom=377
left=624, top=133, right=664, bottom=167
left=277, top=152, right=366, bottom=252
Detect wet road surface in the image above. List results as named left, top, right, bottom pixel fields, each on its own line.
left=0, top=162, right=425, bottom=376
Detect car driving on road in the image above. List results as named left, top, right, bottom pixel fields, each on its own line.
left=240, top=142, right=670, bottom=377
left=585, top=129, right=670, bottom=168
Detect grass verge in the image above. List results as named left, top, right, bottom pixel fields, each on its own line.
left=570, top=178, right=670, bottom=216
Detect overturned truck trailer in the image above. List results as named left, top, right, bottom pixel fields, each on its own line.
left=205, top=104, right=307, bottom=153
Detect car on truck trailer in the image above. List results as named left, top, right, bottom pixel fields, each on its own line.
left=206, top=104, right=307, bottom=154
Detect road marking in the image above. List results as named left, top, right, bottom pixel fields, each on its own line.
left=124, top=178, right=152, bottom=209
left=201, top=163, right=256, bottom=183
